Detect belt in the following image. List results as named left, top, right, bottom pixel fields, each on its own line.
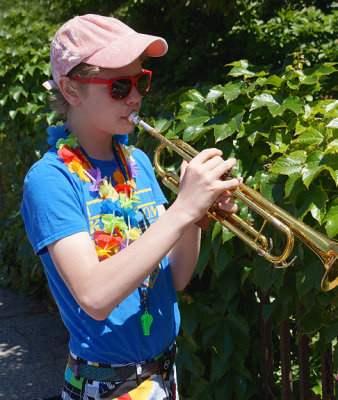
left=68, top=343, right=176, bottom=383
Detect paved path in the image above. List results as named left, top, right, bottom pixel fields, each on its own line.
left=0, top=288, right=69, bottom=400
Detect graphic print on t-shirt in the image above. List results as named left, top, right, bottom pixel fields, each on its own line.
left=86, top=185, right=161, bottom=288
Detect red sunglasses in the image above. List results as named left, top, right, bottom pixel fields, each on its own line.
left=71, top=69, right=152, bottom=100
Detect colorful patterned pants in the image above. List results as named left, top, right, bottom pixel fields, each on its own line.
left=61, top=360, right=178, bottom=400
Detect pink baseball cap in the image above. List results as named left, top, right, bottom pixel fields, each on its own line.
left=43, top=14, right=168, bottom=90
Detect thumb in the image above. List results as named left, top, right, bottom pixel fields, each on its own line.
left=180, top=159, right=189, bottom=178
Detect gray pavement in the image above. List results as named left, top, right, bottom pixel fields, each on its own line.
left=0, top=287, right=69, bottom=400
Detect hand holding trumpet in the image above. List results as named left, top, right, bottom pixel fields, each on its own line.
left=177, top=149, right=243, bottom=223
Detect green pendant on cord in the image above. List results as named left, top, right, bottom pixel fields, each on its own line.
left=141, top=310, right=153, bottom=336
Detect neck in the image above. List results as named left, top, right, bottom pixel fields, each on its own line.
left=77, top=133, right=115, bottom=161
left=67, top=118, right=115, bottom=161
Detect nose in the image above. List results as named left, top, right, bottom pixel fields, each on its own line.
left=125, top=83, right=142, bottom=105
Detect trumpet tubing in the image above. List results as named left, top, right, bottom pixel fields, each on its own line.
left=128, top=112, right=338, bottom=292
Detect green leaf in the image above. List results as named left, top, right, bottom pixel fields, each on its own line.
left=270, top=151, right=307, bottom=175
left=42, top=63, right=51, bottom=76
left=323, top=139, right=338, bottom=155
left=177, top=101, right=196, bottom=120
left=251, top=93, right=304, bottom=116
left=324, top=202, right=338, bottom=237
left=214, top=111, right=244, bottom=143
left=322, top=154, right=338, bottom=184
left=9, top=85, right=23, bottom=102
left=222, top=226, right=235, bottom=243
left=324, top=166, right=338, bottom=185
left=326, top=118, right=338, bottom=129
left=227, top=313, right=249, bottom=354
left=223, top=80, right=245, bottom=104
left=282, top=96, right=305, bottom=115
left=0, top=94, right=8, bottom=106
left=325, top=214, right=338, bottom=238
left=287, top=78, right=300, bottom=90
left=9, top=110, right=18, bottom=119
left=205, top=85, right=225, bottom=103
left=259, top=173, right=285, bottom=202
left=211, top=354, right=230, bottom=380
left=183, top=125, right=210, bottom=142
left=324, top=320, right=338, bottom=342
left=257, top=74, right=284, bottom=87
left=299, top=186, right=328, bottom=223
left=230, top=352, right=252, bottom=379
left=176, top=341, right=199, bottom=373
left=297, top=70, right=319, bottom=85
left=269, top=141, right=289, bottom=156
left=263, top=299, right=279, bottom=321
left=195, top=241, right=211, bottom=277
left=212, top=222, right=222, bottom=241
left=213, top=244, right=232, bottom=275
left=301, top=151, right=324, bottom=188
left=214, top=320, right=234, bottom=361
left=179, top=89, right=205, bottom=104
left=250, top=93, right=281, bottom=115
left=285, top=173, right=301, bottom=197
left=325, top=100, right=338, bottom=113
left=296, top=261, right=322, bottom=295
left=184, top=104, right=210, bottom=127
left=294, top=127, right=324, bottom=148
left=180, top=302, right=201, bottom=335
left=227, top=60, right=269, bottom=77
left=154, top=118, right=173, bottom=133
left=304, top=104, right=312, bottom=120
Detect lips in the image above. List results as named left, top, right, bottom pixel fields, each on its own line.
left=122, top=111, right=137, bottom=121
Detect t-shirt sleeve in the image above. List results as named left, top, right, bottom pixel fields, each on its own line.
left=21, top=160, right=89, bottom=255
left=133, top=148, right=168, bottom=206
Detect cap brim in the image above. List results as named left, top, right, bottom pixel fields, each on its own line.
left=84, top=32, right=168, bottom=69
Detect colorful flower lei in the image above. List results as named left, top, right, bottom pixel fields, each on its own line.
left=48, top=123, right=155, bottom=335
left=51, top=123, right=142, bottom=261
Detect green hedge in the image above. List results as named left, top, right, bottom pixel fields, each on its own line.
left=137, top=59, right=337, bottom=399
left=0, top=2, right=337, bottom=398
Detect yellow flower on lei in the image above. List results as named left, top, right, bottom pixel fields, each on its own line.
left=126, top=227, right=142, bottom=241
left=68, top=160, right=91, bottom=182
left=95, top=245, right=112, bottom=259
left=99, top=178, right=119, bottom=201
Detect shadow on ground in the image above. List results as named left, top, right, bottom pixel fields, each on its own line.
left=0, top=288, right=69, bottom=400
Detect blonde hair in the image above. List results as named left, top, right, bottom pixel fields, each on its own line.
left=48, top=63, right=102, bottom=117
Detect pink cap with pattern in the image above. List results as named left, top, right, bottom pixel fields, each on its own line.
left=43, top=14, right=168, bottom=90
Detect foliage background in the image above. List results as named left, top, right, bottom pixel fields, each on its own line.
left=0, top=0, right=337, bottom=398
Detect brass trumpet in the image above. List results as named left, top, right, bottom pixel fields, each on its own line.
left=128, top=112, right=338, bottom=292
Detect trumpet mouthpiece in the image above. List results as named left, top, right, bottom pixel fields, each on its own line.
left=128, top=112, right=140, bottom=125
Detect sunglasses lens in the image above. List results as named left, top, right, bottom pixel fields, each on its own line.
left=109, top=72, right=151, bottom=99
left=137, top=73, right=150, bottom=95
left=111, top=79, right=132, bottom=100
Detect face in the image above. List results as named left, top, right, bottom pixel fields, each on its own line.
left=74, top=59, right=144, bottom=138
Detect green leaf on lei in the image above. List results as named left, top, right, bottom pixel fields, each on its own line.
left=102, top=214, right=128, bottom=234
left=119, top=192, right=141, bottom=209
left=56, top=133, right=77, bottom=149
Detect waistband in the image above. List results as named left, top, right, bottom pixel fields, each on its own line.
left=68, top=343, right=176, bottom=383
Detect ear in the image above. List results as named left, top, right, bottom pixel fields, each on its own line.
left=58, top=76, right=82, bottom=106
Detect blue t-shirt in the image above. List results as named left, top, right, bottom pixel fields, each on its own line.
left=21, top=145, right=180, bottom=364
